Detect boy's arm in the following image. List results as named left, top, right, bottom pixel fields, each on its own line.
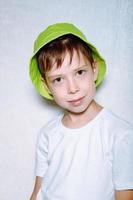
left=30, top=127, right=48, bottom=199
left=30, top=176, right=42, bottom=200
left=115, top=190, right=133, bottom=200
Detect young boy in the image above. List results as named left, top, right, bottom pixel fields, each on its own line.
left=29, top=23, right=133, bottom=200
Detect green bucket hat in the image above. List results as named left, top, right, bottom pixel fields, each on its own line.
left=29, top=22, right=106, bottom=100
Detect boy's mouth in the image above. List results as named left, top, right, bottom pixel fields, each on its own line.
left=68, top=96, right=85, bottom=106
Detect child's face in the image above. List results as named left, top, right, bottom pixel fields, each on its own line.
left=45, top=50, right=98, bottom=114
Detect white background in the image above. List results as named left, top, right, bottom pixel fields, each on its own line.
left=0, top=0, right=133, bottom=199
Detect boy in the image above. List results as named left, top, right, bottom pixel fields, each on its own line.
left=29, top=23, right=133, bottom=200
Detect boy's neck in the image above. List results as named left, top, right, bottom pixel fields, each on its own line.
left=62, top=100, right=103, bottom=128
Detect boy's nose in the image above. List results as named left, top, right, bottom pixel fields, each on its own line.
left=67, top=78, right=79, bottom=94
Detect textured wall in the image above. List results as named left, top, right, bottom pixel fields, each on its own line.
left=0, top=0, right=133, bottom=199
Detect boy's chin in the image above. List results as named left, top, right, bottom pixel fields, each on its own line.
left=64, top=105, right=89, bottom=115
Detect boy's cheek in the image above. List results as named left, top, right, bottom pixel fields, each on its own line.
left=49, top=88, right=65, bottom=99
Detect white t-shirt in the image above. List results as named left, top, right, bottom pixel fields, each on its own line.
left=35, top=108, right=133, bottom=200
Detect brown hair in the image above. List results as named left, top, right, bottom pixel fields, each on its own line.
left=37, top=34, right=94, bottom=80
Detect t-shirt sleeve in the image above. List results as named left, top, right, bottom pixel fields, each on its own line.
left=113, top=128, right=133, bottom=190
left=35, top=127, right=49, bottom=177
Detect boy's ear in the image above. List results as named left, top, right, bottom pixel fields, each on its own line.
left=41, top=77, right=53, bottom=96
left=92, top=61, right=99, bottom=81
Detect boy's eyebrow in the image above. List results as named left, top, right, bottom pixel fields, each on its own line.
left=75, top=65, right=88, bottom=70
left=47, top=74, right=63, bottom=80
left=47, top=65, right=88, bottom=79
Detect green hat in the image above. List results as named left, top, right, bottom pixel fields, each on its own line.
left=29, top=22, right=106, bottom=100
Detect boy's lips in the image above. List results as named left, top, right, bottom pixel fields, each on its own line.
left=68, top=97, right=84, bottom=102
left=67, top=96, right=85, bottom=106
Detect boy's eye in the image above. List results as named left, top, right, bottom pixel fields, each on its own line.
left=53, top=77, right=62, bottom=83
left=77, top=70, right=86, bottom=76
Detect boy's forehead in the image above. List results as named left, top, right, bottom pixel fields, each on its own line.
left=48, top=50, right=89, bottom=73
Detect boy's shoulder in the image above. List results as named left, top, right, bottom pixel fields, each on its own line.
left=39, top=113, right=63, bottom=137
left=38, top=108, right=133, bottom=138
left=103, top=108, right=133, bottom=133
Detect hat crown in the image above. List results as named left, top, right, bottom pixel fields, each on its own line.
left=34, top=22, right=87, bottom=55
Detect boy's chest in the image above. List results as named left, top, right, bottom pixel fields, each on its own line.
left=48, top=129, right=110, bottom=166
left=43, top=131, right=114, bottom=200
left=46, top=130, right=112, bottom=182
